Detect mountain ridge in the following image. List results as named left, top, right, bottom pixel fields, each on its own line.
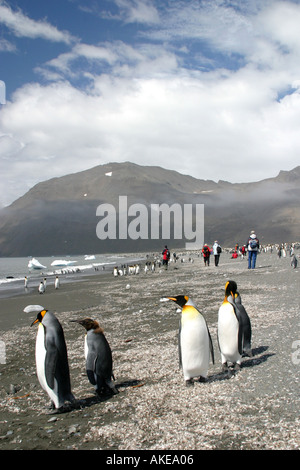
left=0, top=162, right=299, bottom=256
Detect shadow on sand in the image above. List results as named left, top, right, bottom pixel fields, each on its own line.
left=66, top=379, right=143, bottom=412
left=208, top=345, right=275, bottom=383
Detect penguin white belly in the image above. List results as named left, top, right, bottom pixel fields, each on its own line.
left=35, top=323, right=59, bottom=408
left=218, top=303, right=240, bottom=364
left=84, top=335, right=88, bottom=360
left=85, top=335, right=97, bottom=387
left=180, top=315, right=210, bottom=380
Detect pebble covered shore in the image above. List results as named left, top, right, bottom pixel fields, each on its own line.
left=0, top=251, right=299, bottom=450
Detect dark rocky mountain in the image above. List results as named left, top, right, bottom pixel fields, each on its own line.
left=0, top=162, right=299, bottom=256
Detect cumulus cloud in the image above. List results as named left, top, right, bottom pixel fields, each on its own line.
left=1, top=0, right=300, bottom=206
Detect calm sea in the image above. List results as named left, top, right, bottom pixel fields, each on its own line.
left=0, top=253, right=144, bottom=287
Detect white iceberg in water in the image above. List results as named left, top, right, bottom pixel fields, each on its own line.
left=51, top=259, right=78, bottom=267
left=84, top=255, right=95, bottom=260
left=28, top=258, right=47, bottom=270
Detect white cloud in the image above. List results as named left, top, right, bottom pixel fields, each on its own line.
left=109, top=0, right=160, bottom=24
left=1, top=0, right=300, bottom=206
left=0, top=38, right=16, bottom=52
left=0, top=1, right=76, bottom=44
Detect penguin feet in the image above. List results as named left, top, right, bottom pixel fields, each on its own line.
left=243, top=349, right=253, bottom=358
left=222, top=362, right=229, bottom=372
left=96, top=386, right=118, bottom=397
left=185, top=379, right=194, bottom=387
left=196, top=376, right=207, bottom=383
left=48, top=403, right=75, bottom=415
left=234, top=363, right=241, bottom=371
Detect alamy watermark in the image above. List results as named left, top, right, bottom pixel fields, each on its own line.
left=96, top=196, right=204, bottom=249
left=0, top=80, right=6, bottom=105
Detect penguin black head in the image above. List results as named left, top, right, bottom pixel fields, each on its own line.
left=224, top=280, right=237, bottom=299
left=30, top=309, right=48, bottom=326
left=71, top=318, right=103, bottom=333
left=167, top=295, right=189, bottom=308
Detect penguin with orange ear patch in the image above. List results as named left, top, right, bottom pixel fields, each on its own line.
left=161, top=295, right=214, bottom=386
left=72, top=318, right=118, bottom=396
left=24, top=305, right=75, bottom=412
left=217, top=281, right=243, bottom=371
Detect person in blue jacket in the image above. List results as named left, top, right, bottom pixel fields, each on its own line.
left=247, top=231, right=259, bottom=269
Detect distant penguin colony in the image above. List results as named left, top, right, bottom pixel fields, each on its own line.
left=71, top=318, right=118, bottom=396
left=24, top=305, right=75, bottom=412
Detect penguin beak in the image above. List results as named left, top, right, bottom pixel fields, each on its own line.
left=160, top=297, right=172, bottom=302
left=70, top=319, right=83, bottom=325
left=30, top=318, right=39, bottom=326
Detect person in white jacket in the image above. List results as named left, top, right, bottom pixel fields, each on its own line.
left=212, top=240, right=222, bottom=266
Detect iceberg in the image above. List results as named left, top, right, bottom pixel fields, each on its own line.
left=84, top=255, right=96, bottom=260
left=28, top=258, right=47, bottom=270
left=51, top=259, right=77, bottom=267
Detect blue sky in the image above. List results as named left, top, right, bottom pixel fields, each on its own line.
left=1, top=0, right=300, bottom=206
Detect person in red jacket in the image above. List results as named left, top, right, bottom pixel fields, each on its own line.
left=202, top=244, right=211, bottom=266
left=162, top=245, right=170, bottom=269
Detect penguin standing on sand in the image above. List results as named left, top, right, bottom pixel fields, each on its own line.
left=161, top=295, right=214, bottom=386
left=233, top=291, right=252, bottom=357
left=38, top=281, right=45, bottom=294
left=291, top=255, right=298, bottom=269
left=71, top=318, right=118, bottom=396
left=55, top=276, right=60, bottom=289
left=24, top=305, right=75, bottom=412
left=218, top=281, right=243, bottom=371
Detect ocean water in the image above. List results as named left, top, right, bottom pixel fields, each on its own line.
left=0, top=253, right=144, bottom=286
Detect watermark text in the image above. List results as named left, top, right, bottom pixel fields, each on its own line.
left=96, top=196, right=204, bottom=249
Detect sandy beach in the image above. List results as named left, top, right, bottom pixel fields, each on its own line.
left=0, top=250, right=299, bottom=451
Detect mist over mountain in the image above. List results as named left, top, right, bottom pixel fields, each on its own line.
left=0, top=162, right=299, bottom=257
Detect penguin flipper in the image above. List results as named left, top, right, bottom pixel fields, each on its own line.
left=207, top=327, right=215, bottom=364
left=229, top=299, right=243, bottom=356
left=178, top=319, right=182, bottom=369
left=237, top=317, right=243, bottom=356
left=86, top=353, right=97, bottom=385
left=87, top=368, right=97, bottom=385
left=45, top=344, right=59, bottom=390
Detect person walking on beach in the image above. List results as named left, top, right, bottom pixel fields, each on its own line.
left=162, top=245, right=170, bottom=269
left=247, top=230, right=259, bottom=269
left=202, top=244, right=211, bottom=266
left=212, top=240, right=222, bottom=266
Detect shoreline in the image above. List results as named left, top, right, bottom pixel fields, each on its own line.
left=0, top=251, right=299, bottom=450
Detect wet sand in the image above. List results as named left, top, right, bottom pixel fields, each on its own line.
left=0, top=251, right=299, bottom=451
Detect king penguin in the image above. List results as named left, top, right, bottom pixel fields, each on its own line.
left=71, top=318, right=118, bottom=396
left=162, top=295, right=214, bottom=386
left=233, top=290, right=252, bottom=357
left=55, top=276, right=60, bottom=289
left=38, top=281, right=45, bottom=294
left=24, top=305, right=75, bottom=412
left=291, top=255, right=298, bottom=269
left=218, top=281, right=243, bottom=371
